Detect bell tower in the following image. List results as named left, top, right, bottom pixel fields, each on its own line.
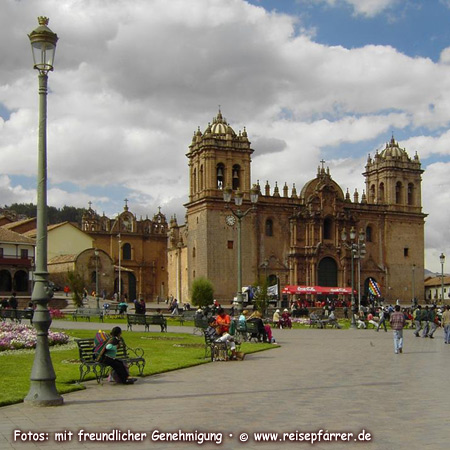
left=364, top=136, right=423, bottom=212
left=187, top=110, right=253, bottom=202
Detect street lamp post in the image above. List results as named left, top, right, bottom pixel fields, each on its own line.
left=341, top=227, right=366, bottom=329
left=412, top=264, right=416, bottom=306
left=118, top=234, right=122, bottom=301
left=25, top=17, right=63, bottom=406
left=223, top=186, right=259, bottom=313
left=440, top=253, right=445, bottom=303
left=95, top=249, right=100, bottom=309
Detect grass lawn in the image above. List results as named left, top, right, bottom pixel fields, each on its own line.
left=0, top=329, right=275, bottom=407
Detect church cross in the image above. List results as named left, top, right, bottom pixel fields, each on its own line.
left=320, top=159, right=326, bottom=170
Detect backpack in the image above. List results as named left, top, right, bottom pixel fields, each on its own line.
left=94, top=330, right=110, bottom=361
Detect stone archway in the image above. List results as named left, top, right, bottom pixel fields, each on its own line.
left=0, top=270, right=12, bottom=292
left=13, top=270, right=29, bottom=292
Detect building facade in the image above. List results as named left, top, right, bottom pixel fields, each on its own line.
left=168, top=111, right=426, bottom=304
left=0, top=227, right=35, bottom=295
left=82, top=202, right=168, bottom=301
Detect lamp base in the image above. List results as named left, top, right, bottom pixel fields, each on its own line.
left=24, top=381, right=64, bottom=406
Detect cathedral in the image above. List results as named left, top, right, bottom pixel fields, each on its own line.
left=167, top=110, right=426, bottom=305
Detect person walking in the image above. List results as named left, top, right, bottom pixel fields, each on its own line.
left=442, top=305, right=450, bottom=344
left=376, top=307, right=388, bottom=332
left=421, top=305, right=431, bottom=338
left=427, top=306, right=439, bottom=339
left=413, top=305, right=422, bottom=337
left=390, top=304, right=406, bottom=354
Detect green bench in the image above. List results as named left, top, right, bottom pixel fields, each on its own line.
left=0, top=309, right=34, bottom=324
left=75, top=338, right=145, bottom=384
left=126, top=314, right=167, bottom=332
left=72, top=307, right=104, bottom=322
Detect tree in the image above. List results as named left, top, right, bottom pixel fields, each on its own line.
left=191, top=277, right=214, bottom=307
left=252, top=277, right=269, bottom=317
left=66, top=270, right=87, bottom=307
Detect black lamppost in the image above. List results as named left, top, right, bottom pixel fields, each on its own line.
left=223, top=186, right=259, bottom=312
left=440, top=253, right=445, bottom=303
left=24, top=17, right=63, bottom=406
left=341, top=227, right=365, bottom=328
left=95, top=249, right=100, bottom=309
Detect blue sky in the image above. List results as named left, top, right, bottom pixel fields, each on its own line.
left=1, top=0, right=450, bottom=272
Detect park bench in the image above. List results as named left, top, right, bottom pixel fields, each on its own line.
left=245, top=320, right=262, bottom=342
left=75, top=338, right=145, bottom=384
left=126, top=314, right=167, bottom=332
left=320, top=317, right=342, bottom=329
left=193, top=316, right=209, bottom=335
left=72, top=307, right=104, bottom=322
left=0, top=309, right=34, bottom=324
left=178, top=310, right=196, bottom=325
left=309, top=313, right=324, bottom=328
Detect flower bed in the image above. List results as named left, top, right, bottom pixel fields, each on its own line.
left=0, top=322, right=69, bottom=351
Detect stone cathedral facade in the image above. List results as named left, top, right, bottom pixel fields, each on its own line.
left=167, top=111, right=426, bottom=304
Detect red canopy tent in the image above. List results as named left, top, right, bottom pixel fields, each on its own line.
left=282, top=285, right=354, bottom=295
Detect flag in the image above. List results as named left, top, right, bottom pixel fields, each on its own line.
left=368, top=278, right=382, bottom=297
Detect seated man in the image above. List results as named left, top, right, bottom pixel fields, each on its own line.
left=118, top=301, right=128, bottom=315
left=153, top=308, right=167, bottom=332
left=215, top=307, right=231, bottom=335
left=205, top=317, right=237, bottom=360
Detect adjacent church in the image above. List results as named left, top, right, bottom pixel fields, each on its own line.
left=167, top=110, right=426, bottom=304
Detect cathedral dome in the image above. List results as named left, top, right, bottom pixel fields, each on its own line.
left=209, top=110, right=236, bottom=136
left=379, top=136, right=408, bottom=159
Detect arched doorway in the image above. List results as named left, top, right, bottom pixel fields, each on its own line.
left=0, top=270, right=12, bottom=292
left=318, top=257, right=338, bottom=287
left=13, top=270, right=29, bottom=292
left=128, top=272, right=137, bottom=301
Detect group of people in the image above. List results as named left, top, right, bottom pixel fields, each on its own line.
left=0, top=292, right=18, bottom=310
left=272, top=309, right=292, bottom=329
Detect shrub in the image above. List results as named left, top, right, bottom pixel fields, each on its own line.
left=191, top=277, right=214, bottom=307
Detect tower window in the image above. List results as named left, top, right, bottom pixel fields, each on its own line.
left=217, top=163, right=225, bottom=189
left=199, top=165, right=204, bottom=191
left=408, top=183, right=414, bottom=205
left=370, top=184, right=375, bottom=203
left=404, top=248, right=409, bottom=257
left=396, top=181, right=403, bottom=204
left=228, top=241, right=234, bottom=249
left=232, top=164, right=241, bottom=190
left=366, top=226, right=373, bottom=243
left=265, top=219, right=274, bottom=237
left=379, top=182, right=385, bottom=203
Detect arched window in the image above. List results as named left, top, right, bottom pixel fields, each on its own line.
left=396, top=181, right=403, bottom=204
left=408, top=183, right=414, bottom=205
left=265, top=219, right=273, bottom=236
left=366, top=225, right=373, bottom=243
left=369, top=184, right=375, bottom=203
left=232, top=164, right=241, bottom=190
left=0, top=270, right=12, bottom=291
left=13, top=270, right=28, bottom=292
left=379, top=183, right=385, bottom=203
left=193, top=247, right=196, bottom=257
left=122, top=243, right=132, bottom=260
left=199, top=165, right=204, bottom=191
left=323, top=217, right=333, bottom=240
left=193, top=168, right=197, bottom=194
left=216, top=163, right=225, bottom=189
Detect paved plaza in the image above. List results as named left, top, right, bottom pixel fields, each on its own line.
left=1, top=323, right=449, bottom=450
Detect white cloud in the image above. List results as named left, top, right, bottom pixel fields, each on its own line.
left=302, top=0, right=399, bottom=17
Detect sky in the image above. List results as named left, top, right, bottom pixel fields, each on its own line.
left=1, top=0, right=450, bottom=273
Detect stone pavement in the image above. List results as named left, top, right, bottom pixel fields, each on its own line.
left=1, top=323, right=449, bottom=450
